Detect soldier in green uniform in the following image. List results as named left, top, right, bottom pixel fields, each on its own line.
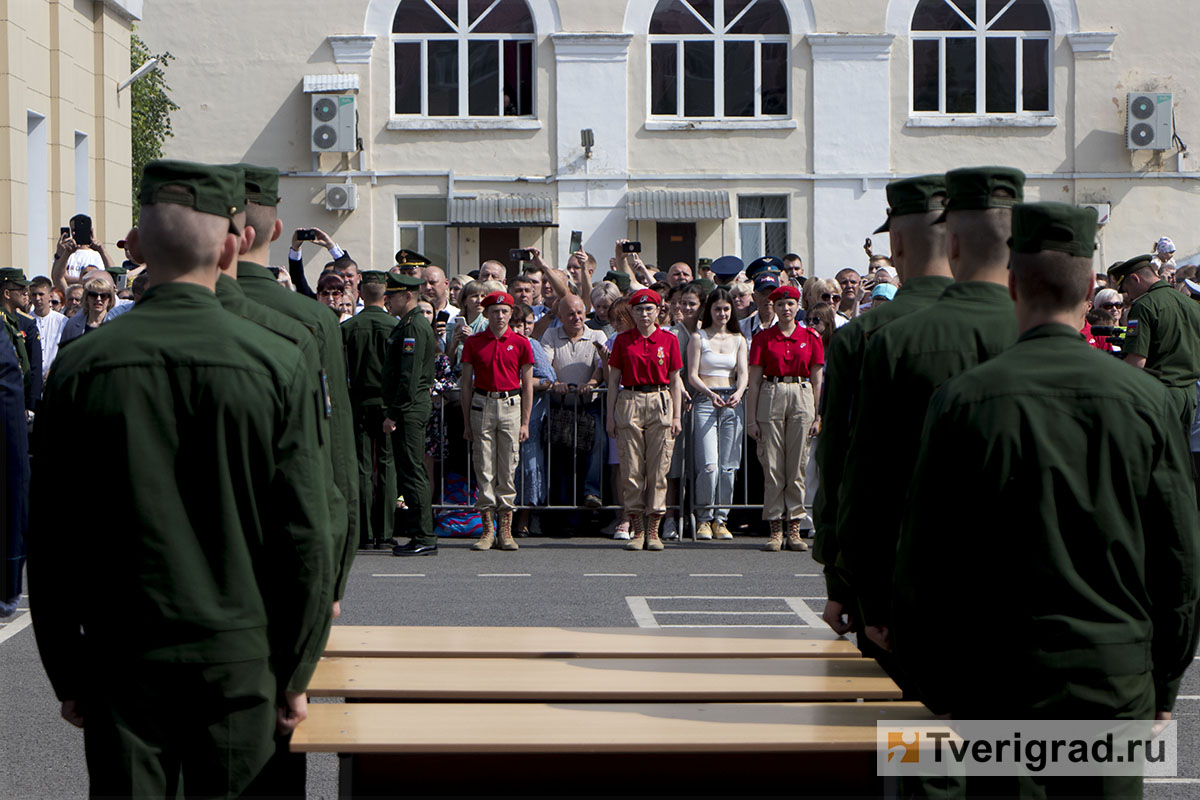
left=232, top=164, right=360, bottom=606
left=813, top=175, right=952, bottom=642
left=28, top=160, right=333, bottom=797
left=0, top=268, right=43, bottom=411
left=1108, top=252, right=1200, bottom=441
left=382, top=272, right=438, bottom=556
left=837, top=166, right=1023, bottom=656
left=342, top=270, right=400, bottom=548
left=894, top=203, right=1200, bottom=798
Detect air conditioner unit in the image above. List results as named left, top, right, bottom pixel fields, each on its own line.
left=1126, top=92, right=1173, bottom=150
left=311, top=93, right=357, bottom=153
left=325, top=183, right=357, bottom=212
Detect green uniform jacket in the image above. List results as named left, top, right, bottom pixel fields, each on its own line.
left=893, top=324, right=1200, bottom=716
left=342, top=306, right=399, bottom=409
left=236, top=261, right=359, bottom=601
left=2, top=307, right=42, bottom=410
left=28, top=284, right=333, bottom=700
left=1124, top=280, right=1200, bottom=388
left=813, top=276, right=952, bottom=604
left=837, top=281, right=1017, bottom=625
left=382, top=306, right=435, bottom=419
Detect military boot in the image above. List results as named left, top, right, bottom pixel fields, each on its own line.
left=786, top=520, right=809, bottom=552
left=472, top=510, right=495, bottom=551
left=645, top=514, right=665, bottom=551
left=498, top=509, right=519, bottom=551
left=762, top=519, right=784, bottom=552
left=624, top=512, right=645, bottom=551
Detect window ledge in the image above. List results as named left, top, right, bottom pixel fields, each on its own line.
left=387, top=118, right=542, bottom=131
left=645, top=119, right=797, bottom=131
left=906, top=115, right=1058, bottom=128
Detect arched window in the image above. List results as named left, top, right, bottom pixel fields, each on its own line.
left=910, top=0, right=1051, bottom=116
left=392, top=0, right=535, bottom=118
left=648, top=0, right=790, bottom=119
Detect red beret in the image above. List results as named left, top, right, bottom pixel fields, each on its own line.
left=482, top=291, right=514, bottom=309
left=629, top=288, right=662, bottom=307
left=769, top=285, right=802, bottom=303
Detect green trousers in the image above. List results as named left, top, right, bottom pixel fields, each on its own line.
left=355, top=404, right=396, bottom=546
left=83, top=658, right=276, bottom=799
left=391, top=401, right=434, bottom=545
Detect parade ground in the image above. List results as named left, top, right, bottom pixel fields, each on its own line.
left=4, top=537, right=1200, bottom=799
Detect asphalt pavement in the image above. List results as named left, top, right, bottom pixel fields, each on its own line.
left=2, top=534, right=1198, bottom=798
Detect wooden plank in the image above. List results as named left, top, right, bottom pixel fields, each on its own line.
left=308, top=656, right=901, bottom=701
left=292, top=701, right=934, bottom=754
left=324, top=626, right=860, bottom=659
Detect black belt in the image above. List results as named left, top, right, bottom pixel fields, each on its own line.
left=474, top=388, right=520, bottom=399
left=627, top=384, right=668, bottom=393
left=764, top=376, right=809, bottom=385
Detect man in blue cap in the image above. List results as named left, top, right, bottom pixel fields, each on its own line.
left=709, top=255, right=744, bottom=287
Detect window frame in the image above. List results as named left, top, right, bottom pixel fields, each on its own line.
left=389, top=0, right=537, bottom=121
left=908, top=0, right=1053, bottom=119
left=737, top=194, right=789, bottom=263
left=647, top=0, right=791, bottom=122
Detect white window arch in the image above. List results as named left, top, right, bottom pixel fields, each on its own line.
left=391, top=0, right=536, bottom=118
left=647, top=0, right=790, bottom=119
left=909, top=0, right=1052, bottom=116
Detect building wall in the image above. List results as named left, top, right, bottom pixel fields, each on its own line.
left=139, top=0, right=1200, bottom=281
left=0, top=0, right=136, bottom=277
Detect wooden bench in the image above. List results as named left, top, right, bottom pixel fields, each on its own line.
left=323, top=625, right=861, bottom=659
left=294, top=700, right=934, bottom=796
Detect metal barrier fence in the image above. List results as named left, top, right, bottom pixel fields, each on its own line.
left=424, top=384, right=819, bottom=540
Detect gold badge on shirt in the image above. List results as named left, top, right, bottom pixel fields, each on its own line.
left=656, top=345, right=665, bottom=365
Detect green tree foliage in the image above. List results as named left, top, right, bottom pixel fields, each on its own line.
left=130, top=29, right=179, bottom=223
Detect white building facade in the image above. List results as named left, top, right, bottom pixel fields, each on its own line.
left=141, top=0, right=1199, bottom=279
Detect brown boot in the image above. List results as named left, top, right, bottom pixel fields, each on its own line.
left=762, top=519, right=784, bottom=552
left=786, top=520, right=809, bottom=552
left=645, top=514, right=665, bottom=551
left=472, top=510, right=495, bottom=551
left=498, top=509, right=519, bottom=551
left=624, top=512, right=645, bottom=550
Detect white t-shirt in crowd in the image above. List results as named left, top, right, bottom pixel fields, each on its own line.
left=64, top=248, right=104, bottom=281
left=34, top=309, right=68, bottom=377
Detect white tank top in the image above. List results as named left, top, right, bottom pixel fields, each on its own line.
left=697, top=330, right=738, bottom=377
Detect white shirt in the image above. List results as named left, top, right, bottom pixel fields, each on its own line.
left=34, top=309, right=68, bottom=377
left=65, top=249, right=104, bottom=281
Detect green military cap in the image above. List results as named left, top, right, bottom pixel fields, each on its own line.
left=139, top=160, right=244, bottom=220
left=603, top=270, right=631, bottom=293
left=1009, top=202, right=1098, bottom=258
left=395, top=249, right=431, bottom=268
left=935, top=166, right=1026, bottom=223
left=360, top=270, right=388, bottom=286
left=105, top=264, right=128, bottom=278
left=233, top=162, right=281, bottom=207
left=386, top=272, right=424, bottom=293
left=698, top=257, right=713, bottom=270
left=873, top=174, right=947, bottom=233
left=692, top=278, right=717, bottom=295
left=1107, top=253, right=1155, bottom=286
left=0, top=268, right=30, bottom=287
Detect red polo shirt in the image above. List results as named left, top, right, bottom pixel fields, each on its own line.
left=462, top=326, right=534, bottom=392
left=1081, top=322, right=1114, bottom=353
left=749, top=323, right=824, bottom=377
left=609, top=327, right=682, bottom=387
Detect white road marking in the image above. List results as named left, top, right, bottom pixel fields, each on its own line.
left=781, top=597, right=827, bottom=629
left=477, top=573, right=531, bottom=577
left=793, top=573, right=820, bottom=577
left=653, top=610, right=797, bottom=616
left=660, top=624, right=808, bottom=628
left=371, top=573, right=426, bottom=577
left=584, top=573, right=638, bottom=577
left=689, top=573, right=744, bottom=577
left=0, top=611, right=33, bottom=645
left=1174, top=695, right=1200, bottom=700
left=627, top=596, right=822, bottom=629
left=625, top=597, right=659, bottom=628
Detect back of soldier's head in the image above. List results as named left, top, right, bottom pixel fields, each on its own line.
left=233, top=163, right=281, bottom=251
left=941, top=167, right=1025, bottom=279
left=1009, top=202, right=1098, bottom=312
left=875, top=174, right=948, bottom=280
left=136, top=161, right=243, bottom=276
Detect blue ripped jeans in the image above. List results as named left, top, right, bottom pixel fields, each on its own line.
left=691, top=388, right=744, bottom=523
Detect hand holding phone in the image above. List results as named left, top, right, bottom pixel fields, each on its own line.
left=569, top=230, right=583, bottom=255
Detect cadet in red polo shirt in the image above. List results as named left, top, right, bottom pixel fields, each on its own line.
left=461, top=292, right=534, bottom=551
left=746, top=285, right=824, bottom=552
left=606, top=289, right=683, bottom=551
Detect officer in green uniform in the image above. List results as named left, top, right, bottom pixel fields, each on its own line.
left=28, top=160, right=333, bottom=797
left=382, top=272, right=438, bottom=556
left=894, top=203, right=1200, bottom=798
left=231, top=164, right=360, bottom=605
left=813, top=175, right=952, bottom=642
left=1108, top=252, right=1200, bottom=441
left=837, top=166, right=1023, bottom=656
left=0, top=268, right=43, bottom=410
left=342, top=270, right=400, bottom=548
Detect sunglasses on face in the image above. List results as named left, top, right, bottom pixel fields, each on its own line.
left=820, top=293, right=841, bottom=301
left=1100, top=302, right=1122, bottom=310
left=86, top=291, right=108, bottom=300
left=50, top=299, right=61, bottom=306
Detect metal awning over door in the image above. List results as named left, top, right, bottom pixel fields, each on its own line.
left=626, top=190, right=731, bottom=221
